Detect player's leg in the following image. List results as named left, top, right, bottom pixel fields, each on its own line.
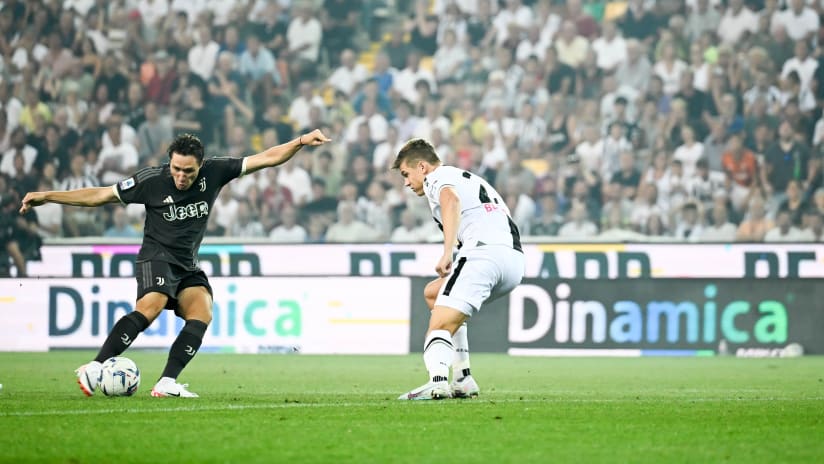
left=423, top=278, right=442, bottom=310
left=399, top=305, right=466, bottom=400
left=151, top=281, right=212, bottom=398
left=424, top=277, right=475, bottom=394
left=453, top=247, right=525, bottom=398
left=75, top=261, right=171, bottom=396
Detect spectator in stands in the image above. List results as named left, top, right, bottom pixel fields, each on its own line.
left=0, top=176, right=29, bottom=276
left=433, top=29, right=467, bottom=82
left=146, top=50, right=176, bottom=106
left=137, top=101, right=172, bottom=165
left=673, top=202, right=704, bottom=242
left=736, top=196, right=772, bottom=242
left=762, top=120, right=809, bottom=203
left=278, top=151, right=313, bottom=207
left=36, top=123, right=70, bottom=177
left=777, top=179, right=808, bottom=227
left=268, top=204, right=307, bottom=243
left=382, top=28, right=413, bottom=71
left=393, top=50, right=437, bottom=106
left=530, top=193, right=563, bottom=237
left=289, top=82, right=326, bottom=131
left=558, top=201, right=598, bottom=239
left=104, top=205, right=140, bottom=238
left=1, top=127, right=37, bottom=177
left=764, top=208, right=808, bottom=242
left=390, top=208, right=424, bottom=243
left=188, top=26, right=220, bottom=82
left=357, top=180, right=393, bottom=241
left=321, top=0, right=361, bottom=66
left=285, top=4, right=323, bottom=83
left=95, top=113, right=138, bottom=185
left=619, top=0, right=658, bottom=44
left=329, top=49, right=371, bottom=98
left=774, top=0, right=820, bottom=43
left=722, top=132, right=758, bottom=211
left=239, top=33, right=280, bottom=103
left=173, top=84, right=212, bottom=146
left=701, top=199, right=738, bottom=242
left=30, top=176, right=61, bottom=238
left=717, top=0, right=758, bottom=46
left=326, top=200, right=375, bottom=242
left=686, top=0, right=721, bottom=41
left=230, top=200, right=266, bottom=238
left=805, top=210, right=823, bottom=241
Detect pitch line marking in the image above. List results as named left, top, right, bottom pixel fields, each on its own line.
left=2, top=397, right=823, bottom=418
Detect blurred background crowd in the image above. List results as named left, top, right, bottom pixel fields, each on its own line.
left=2, top=0, right=824, bottom=274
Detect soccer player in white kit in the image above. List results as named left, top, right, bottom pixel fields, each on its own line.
left=393, top=139, right=525, bottom=400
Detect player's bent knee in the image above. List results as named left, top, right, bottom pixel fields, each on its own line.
left=423, top=278, right=444, bottom=311
left=135, top=292, right=169, bottom=322
left=177, top=287, right=214, bottom=324
left=428, top=305, right=467, bottom=334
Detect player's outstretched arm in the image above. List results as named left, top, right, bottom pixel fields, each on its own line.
left=244, top=129, right=331, bottom=175
left=19, top=186, right=119, bottom=214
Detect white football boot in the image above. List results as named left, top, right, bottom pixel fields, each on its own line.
left=75, top=361, right=102, bottom=397
left=397, top=380, right=451, bottom=400
left=150, top=377, right=199, bottom=398
left=450, top=375, right=480, bottom=398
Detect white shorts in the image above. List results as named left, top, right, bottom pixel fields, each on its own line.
left=435, top=245, right=525, bottom=317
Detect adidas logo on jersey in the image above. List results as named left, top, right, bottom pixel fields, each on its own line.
left=162, top=195, right=174, bottom=204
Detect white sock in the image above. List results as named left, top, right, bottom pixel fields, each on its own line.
left=423, top=329, right=453, bottom=383
left=452, top=323, right=471, bottom=380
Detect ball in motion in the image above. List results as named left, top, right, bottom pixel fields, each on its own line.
left=99, top=357, right=141, bottom=397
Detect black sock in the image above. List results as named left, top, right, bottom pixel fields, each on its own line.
left=161, top=320, right=208, bottom=379
left=94, top=312, right=150, bottom=363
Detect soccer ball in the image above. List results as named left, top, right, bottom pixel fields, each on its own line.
left=99, top=357, right=141, bottom=397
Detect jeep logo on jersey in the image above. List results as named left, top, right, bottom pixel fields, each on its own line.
left=162, top=201, right=209, bottom=221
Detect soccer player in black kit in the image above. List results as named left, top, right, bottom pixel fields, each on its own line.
left=19, top=130, right=331, bottom=397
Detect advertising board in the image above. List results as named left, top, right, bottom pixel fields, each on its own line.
left=26, top=242, right=824, bottom=279
left=2, top=277, right=410, bottom=354
left=409, top=278, right=824, bottom=355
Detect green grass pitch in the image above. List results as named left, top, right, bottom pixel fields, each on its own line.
left=1, top=352, right=823, bottom=463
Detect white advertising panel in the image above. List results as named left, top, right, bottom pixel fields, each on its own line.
left=0, top=292, right=48, bottom=351
left=2, top=278, right=410, bottom=354
left=26, top=242, right=824, bottom=279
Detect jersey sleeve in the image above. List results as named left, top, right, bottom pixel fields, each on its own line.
left=207, top=156, right=246, bottom=186
left=112, top=167, right=157, bottom=204
left=424, top=168, right=457, bottom=204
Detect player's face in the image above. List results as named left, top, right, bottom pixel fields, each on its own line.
left=399, top=160, right=426, bottom=196
left=170, top=153, right=202, bottom=191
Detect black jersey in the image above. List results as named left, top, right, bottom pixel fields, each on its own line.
left=113, top=157, right=246, bottom=270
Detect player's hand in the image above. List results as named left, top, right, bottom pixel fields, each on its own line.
left=19, top=192, right=47, bottom=214
left=435, top=253, right=453, bottom=278
left=299, top=129, right=332, bottom=147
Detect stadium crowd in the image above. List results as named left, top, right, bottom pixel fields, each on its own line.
left=2, top=0, right=824, bottom=274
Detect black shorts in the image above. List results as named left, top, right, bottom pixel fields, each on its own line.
left=135, top=260, right=213, bottom=311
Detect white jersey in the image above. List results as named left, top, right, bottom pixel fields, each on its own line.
left=424, top=165, right=521, bottom=251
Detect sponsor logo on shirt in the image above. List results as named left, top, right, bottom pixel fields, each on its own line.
left=162, top=201, right=209, bottom=221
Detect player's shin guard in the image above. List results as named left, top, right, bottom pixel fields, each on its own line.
left=452, top=322, right=471, bottom=379
left=94, top=311, right=150, bottom=363
left=161, top=320, right=208, bottom=379
left=423, top=329, right=453, bottom=382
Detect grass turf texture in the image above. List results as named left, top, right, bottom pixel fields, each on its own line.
left=1, top=353, right=822, bottom=463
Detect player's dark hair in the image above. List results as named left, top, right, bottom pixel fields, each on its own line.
left=392, top=138, right=440, bottom=170
left=167, top=133, right=204, bottom=163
